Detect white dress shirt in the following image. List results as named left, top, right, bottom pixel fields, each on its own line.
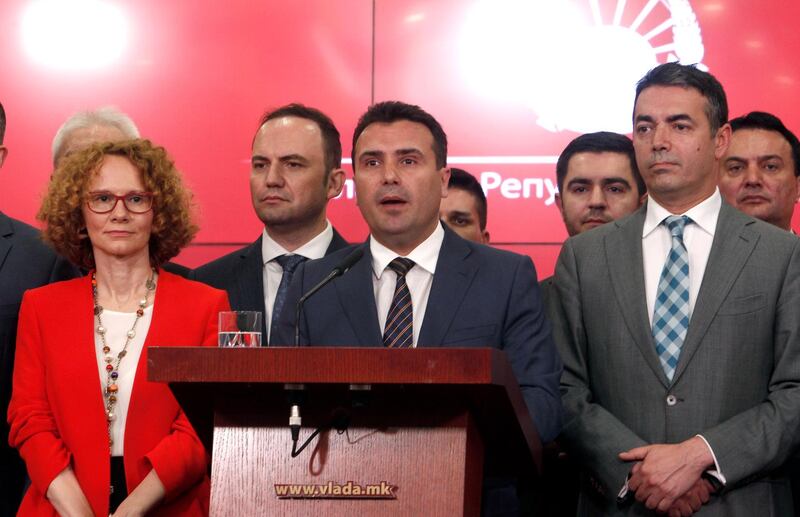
left=641, top=188, right=726, bottom=484
left=94, top=304, right=154, bottom=456
left=642, top=190, right=721, bottom=325
left=262, top=221, right=333, bottom=341
left=371, top=223, right=445, bottom=347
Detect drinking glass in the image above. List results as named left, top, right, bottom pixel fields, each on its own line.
left=218, top=311, right=262, bottom=347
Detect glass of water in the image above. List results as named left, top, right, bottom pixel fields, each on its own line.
left=218, top=311, right=263, bottom=347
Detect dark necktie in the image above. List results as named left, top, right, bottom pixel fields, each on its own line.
left=383, top=258, right=415, bottom=348
left=652, top=215, right=692, bottom=381
left=269, top=254, right=306, bottom=344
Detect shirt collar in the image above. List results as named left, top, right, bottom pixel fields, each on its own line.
left=370, top=222, right=445, bottom=279
left=643, top=189, right=721, bottom=238
left=261, top=221, right=333, bottom=265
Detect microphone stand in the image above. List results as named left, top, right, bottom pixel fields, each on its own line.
left=287, top=248, right=364, bottom=457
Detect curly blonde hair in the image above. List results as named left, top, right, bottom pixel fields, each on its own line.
left=38, top=139, right=198, bottom=269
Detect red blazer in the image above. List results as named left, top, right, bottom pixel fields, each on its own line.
left=8, top=271, right=230, bottom=516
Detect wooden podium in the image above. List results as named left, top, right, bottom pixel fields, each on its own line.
left=148, top=347, right=541, bottom=516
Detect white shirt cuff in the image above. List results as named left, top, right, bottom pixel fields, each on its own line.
left=617, top=475, right=630, bottom=499
left=696, top=434, right=727, bottom=485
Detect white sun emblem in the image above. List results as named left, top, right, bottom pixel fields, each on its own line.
left=461, top=0, right=705, bottom=134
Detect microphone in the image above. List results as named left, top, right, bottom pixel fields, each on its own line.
left=293, top=247, right=364, bottom=346
left=287, top=247, right=364, bottom=457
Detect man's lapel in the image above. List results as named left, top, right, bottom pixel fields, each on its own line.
left=235, top=237, right=268, bottom=337
left=335, top=242, right=383, bottom=346
left=672, top=203, right=759, bottom=383
left=605, top=207, right=671, bottom=387
left=418, top=229, right=478, bottom=346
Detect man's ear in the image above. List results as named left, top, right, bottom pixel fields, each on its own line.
left=794, top=176, right=800, bottom=203
left=440, top=167, right=451, bottom=198
left=326, top=168, right=346, bottom=200
left=0, top=146, right=7, bottom=168
left=714, top=123, right=732, bottom=160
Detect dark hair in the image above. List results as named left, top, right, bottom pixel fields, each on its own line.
left=0, top=101, right=6, bottom=145
left=730, top=111, right=800, bottom=177
left=257, top=103, right=342, bottom=173
left=448, top=168, right=487, bottom=230
left=635, top=63, right=728, bottom=136
left=352, top=101, right=448, bottom=169
left=556, top=132, right=646, bottom=195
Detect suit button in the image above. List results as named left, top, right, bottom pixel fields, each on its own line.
left=666, top=395, right=677, bottom=406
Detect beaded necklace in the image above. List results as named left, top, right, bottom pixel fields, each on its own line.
left=92, top=268, right=157, bottom=450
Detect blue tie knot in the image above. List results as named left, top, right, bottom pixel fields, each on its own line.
left=664, top=215, right=691, bottom=239
left=388, top=257, right=415, bottom=277
left=276, top=254, right=306, bottom=274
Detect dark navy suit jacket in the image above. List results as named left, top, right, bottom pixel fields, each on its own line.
left=190, top=228, right=349, bottom=342
left=0, top=212, right=78, bottom=515
left=273, top=226, right=563, bottom=443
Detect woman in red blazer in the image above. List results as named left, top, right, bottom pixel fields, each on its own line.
left=8, top=140, right=229, bottom=516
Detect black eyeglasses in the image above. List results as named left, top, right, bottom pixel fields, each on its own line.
left=86, top=191, right=154, bottom=214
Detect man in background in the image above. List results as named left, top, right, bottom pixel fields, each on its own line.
left=541, top=131, right=646, bottom=303
left=192, top=103, right=349, bottom=345
left=554, top=131, right=646, bottom=237
left=718, top=111, right=800, bottom=232
left=51, top=106, right=140, bottom=167
left=439, top=167, right=490, bottom=244
left=0, top=101, right=78, bottom=515
left=540, top=131, right=647, bottom=516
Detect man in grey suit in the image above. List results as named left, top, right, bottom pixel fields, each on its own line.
left=553, top=62, right=800, bottom=516
left=192, top=104, right=349, bottom=344
left=0, top=101, right=78, bottom=515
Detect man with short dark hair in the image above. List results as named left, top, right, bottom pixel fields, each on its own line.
left=553, top=63, right=800, bottom=516
left=718, top=111, right=800, bottom=231
left=540, top=131, right=647, bottom=517
left=543, top=131, right=647, bottom=316
left=0, top=101, right=78, bottom=515
left=554, top=131, right=646, bottom=237
left=192, top=103, right=349, bottom=345
left=275, top=100, right=562, bottom=515
left=439, top=167, right=490, bottom=244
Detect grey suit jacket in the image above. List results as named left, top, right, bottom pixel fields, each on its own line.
left=0, top=212, right=78, bottom=515
left=552, top=202, right=800, bottom=516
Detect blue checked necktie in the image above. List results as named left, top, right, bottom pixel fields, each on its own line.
left=269, top=254, right=307, bottom=344
left=383, top=258, right=415, bottom=348
left=652, top=215, right=692, bottom=381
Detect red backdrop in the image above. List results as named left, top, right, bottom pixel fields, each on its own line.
left=1, top=0, right=798, bottom=277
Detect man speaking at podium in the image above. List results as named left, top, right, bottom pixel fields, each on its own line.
left=274, top=100, right=562, bottom=514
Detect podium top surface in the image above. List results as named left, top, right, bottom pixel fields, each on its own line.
left=148, top=346, right=517, bottom=386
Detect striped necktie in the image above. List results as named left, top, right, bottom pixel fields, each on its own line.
left=383, top=258, right=415, bottom=348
